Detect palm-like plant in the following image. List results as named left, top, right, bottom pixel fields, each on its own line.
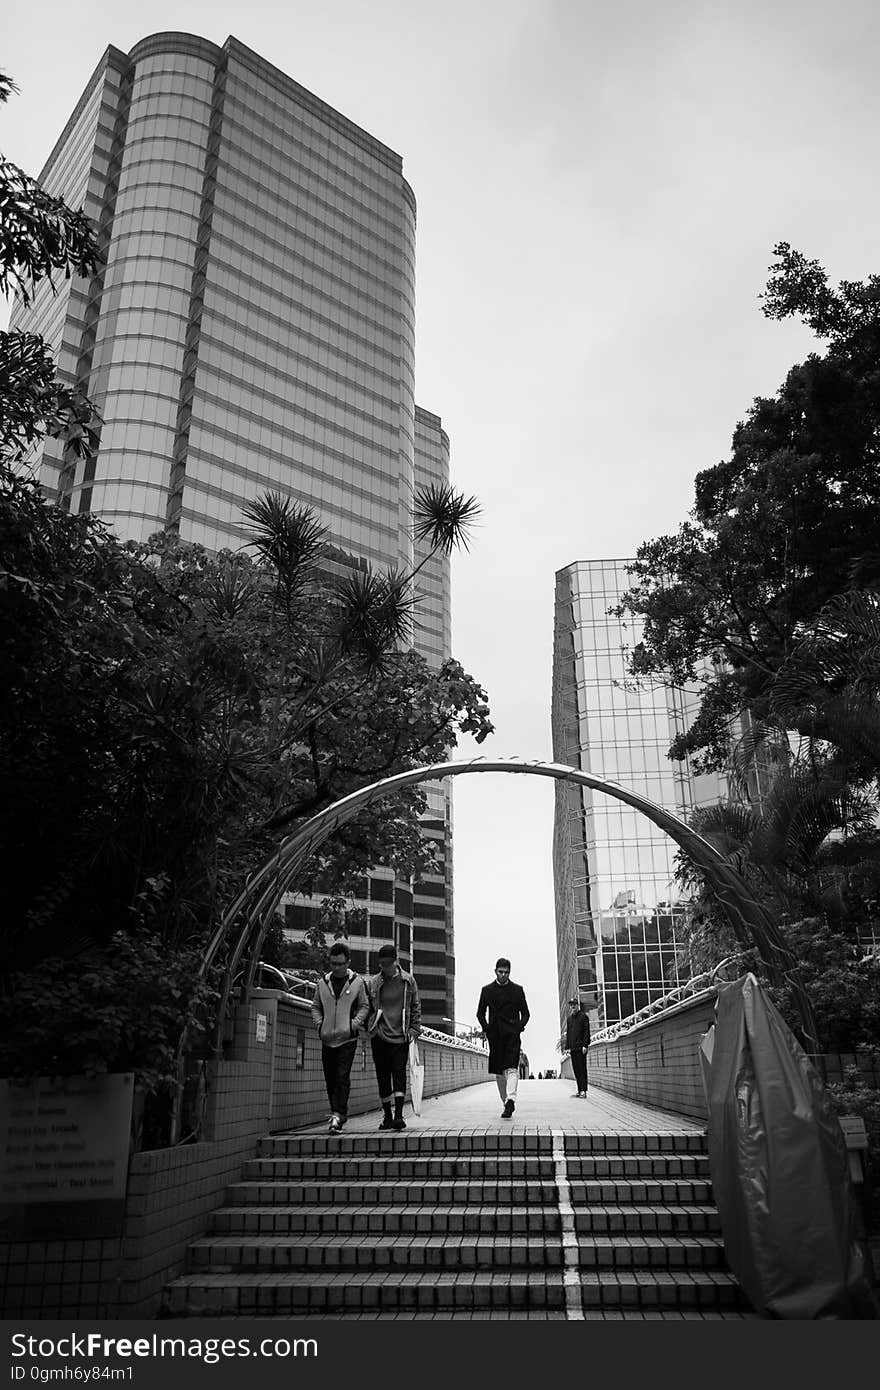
left=412, top=480, right=481, bottom=559
left=237, top=481, right=483, bottom=825
left=768, top=586, right=880, bottom=779
left=243, top=482, right=480, bottom=673
left=241, top=492, right=328, bottom=620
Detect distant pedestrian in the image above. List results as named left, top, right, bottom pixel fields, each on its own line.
left=565, top=997, right=591, bottom=1098
left=476, top=957, right=530, bottom=1118
left=366, top=943, right=422, bottom=1131
left=310, top=941, right=370, bottom=1133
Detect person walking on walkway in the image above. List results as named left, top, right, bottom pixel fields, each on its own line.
left=476, top=958, right=530, bottom=1118
left=311, top=940, right=370, bottom=1133
left=565, top=997, right=591, bottom=1097
left=366, top=943, right=422, bottom=1132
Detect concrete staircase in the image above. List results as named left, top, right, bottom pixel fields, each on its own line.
left=163, top=1127, right=753, bottom=1318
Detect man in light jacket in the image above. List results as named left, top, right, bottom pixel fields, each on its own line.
left=366, top=943, right=421, bottom=1132
left=311, top=940, right=370, bottom=1133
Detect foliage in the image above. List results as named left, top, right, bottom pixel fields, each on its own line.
left=825, top=1066, right=880, bottom=1214
left=0, top=932, right=216, bottom=1091
left=0, top=72, right=492, bottom=1120
left=615, top=243, right=880, bottom=773
left=0, top=71, right=101, bottom=465
left=0, top=471, right=492, bottom=1109
left=768, top=921, right=880, bottom=1055
left=259, top=916, right=287, bottom=969
left=1, top=475, right=492, bottom=968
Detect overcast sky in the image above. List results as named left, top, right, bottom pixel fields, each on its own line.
left=4, top=0, right=878, bottom=1072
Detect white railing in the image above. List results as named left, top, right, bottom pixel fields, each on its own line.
left=418, top=1025, right=487, bottom=1053
left=562, top=957, right=739, bottom=1053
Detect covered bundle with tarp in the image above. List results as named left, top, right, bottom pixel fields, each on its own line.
left=702, top=972, right=875, bottom=1318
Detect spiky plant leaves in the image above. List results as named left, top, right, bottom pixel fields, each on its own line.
left=412, top=481, right=481, bottom=556
left=333, top=565, right=414, bottom=672
left=204, top=563, right=260, bottom=622
left=242, top=491, right=328, bottom=601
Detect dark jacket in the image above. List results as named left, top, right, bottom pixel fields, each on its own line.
left=565, top=1006, right=591, bottom=1053
left=311, top=969, right=369, bottom=1047
left=477, top=980, right=530, bottom=1073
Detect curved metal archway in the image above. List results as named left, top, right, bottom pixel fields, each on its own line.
left=204, top=756, right=818, bottom=1055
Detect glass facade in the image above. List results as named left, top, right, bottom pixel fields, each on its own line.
left=11, top=32, right=453, bottom=1025
left=551, top=559, right=727, bottom=1032
left=412, top=408, right=455, bottom=1025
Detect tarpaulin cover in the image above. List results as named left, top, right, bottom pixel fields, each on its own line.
left=704, top=972, right=875, bottom=1318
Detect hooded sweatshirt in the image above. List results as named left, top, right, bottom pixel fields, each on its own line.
left=311, top=969, right=369, bottom=1047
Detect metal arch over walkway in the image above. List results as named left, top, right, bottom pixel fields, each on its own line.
left=206, top=756, right=818, bottom=1052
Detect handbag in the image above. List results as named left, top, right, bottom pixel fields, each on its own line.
left=407, top=1038, right=425, bottom=1116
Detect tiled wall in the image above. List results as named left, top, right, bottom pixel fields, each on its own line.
left=1, top=993, right=487, bottom=1317
left=583, top=991, right=719, bottom=1120
left=579, top=991, right=878, bottom=1130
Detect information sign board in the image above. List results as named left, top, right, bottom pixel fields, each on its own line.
left=0, top=1072, right=134, bottom=1239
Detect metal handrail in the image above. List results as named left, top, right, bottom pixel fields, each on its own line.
left=576, top=956, right=740, bottom=1049
left=418, top=1025, right=487, bottom=1054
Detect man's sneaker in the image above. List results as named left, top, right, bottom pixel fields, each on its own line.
left=501, top=1099, right=515, bottom=1119
left=392, top=1116, right=407, bottom=1131
left=378, top=1117, right=394, bottom=1130
left=328, top=1115, right=342, bottom=1134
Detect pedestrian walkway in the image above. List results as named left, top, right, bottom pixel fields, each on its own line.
left=294, top=1078, right=703, bottom=1137
left=163, top=1080, right=752, bottom=1319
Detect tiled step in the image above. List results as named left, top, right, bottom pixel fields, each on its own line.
left=210, top=1201, right=720, bottom=1237
left=227, top=1177, right=712, bottom=1206
left=225, top=1179, right=561, bottom=1205
left=242, top=1156, right=558, bottom=1180
left=258, top=1132, right=705, bottom=1157
left=563, top=1133, right=707, bottom=1155
left=211, top=1203, right=564, bottom=1235
left=570, top=1180, right=713, bottom=1205
left=163, top=1268, right=748, bottom=1316
left=241, top=1153, right=708, bottom=1181
left=574, top=1204, right=720, bottom=1235
left=187, top=1232, right=727, bottom=1273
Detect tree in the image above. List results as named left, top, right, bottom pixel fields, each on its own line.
left=616, top=244, right=880, bottom=772
left=1, top=72, right=101, bottom=464
left=0, top=473, right=492, bottom=1115
left=0, top=71, right=494, bottom=1129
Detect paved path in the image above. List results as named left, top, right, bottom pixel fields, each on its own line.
left=291, top=1078, right=703, bottom=1136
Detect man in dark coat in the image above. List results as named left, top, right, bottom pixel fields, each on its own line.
left=476, top=957, right=530, bottom=1118
left=565, top=997, right=591, bottom=1097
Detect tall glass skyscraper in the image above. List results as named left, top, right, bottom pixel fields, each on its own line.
left=10, top=32, right=455, bottom=1024
left=551, top=559, right=727, bottom=1031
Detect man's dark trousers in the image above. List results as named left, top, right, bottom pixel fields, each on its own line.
left=571, top=1047, right=588, bottom=1093
left=370, top=1036, right=408, bottom=1097
left=322, top=1039, right=358, bottom=1119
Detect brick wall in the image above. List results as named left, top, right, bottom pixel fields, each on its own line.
left=1, top=991, right=487, bottom=1317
